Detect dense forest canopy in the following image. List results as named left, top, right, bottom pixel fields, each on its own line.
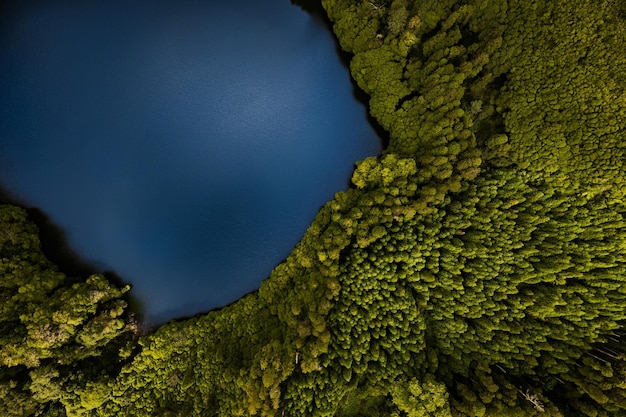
left=2, top=0, right=625, bottom=416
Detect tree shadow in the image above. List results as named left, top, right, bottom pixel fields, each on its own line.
left=290, top=0, right=327, bottom=18
left=291, top=0, right=390, bottom=151
left=0, top=185, right=145, bottom=321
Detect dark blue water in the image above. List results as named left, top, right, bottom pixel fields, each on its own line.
left=0, top=0, right=381, bottom=322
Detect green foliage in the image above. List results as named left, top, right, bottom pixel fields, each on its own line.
left=4, top=0, right=626, bottom=416
left=390, top=375, right=452, bottom=417
left=322, top=0, right=383, bottom=54
left=0, top=205, right=134, bottom=416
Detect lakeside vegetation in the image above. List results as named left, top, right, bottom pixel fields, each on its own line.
left=2, top=0, right=626, bottom=416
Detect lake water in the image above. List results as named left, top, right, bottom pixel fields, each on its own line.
left=0, top=0, right=381, bottom=323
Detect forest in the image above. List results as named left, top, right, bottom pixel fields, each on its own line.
left=1, top=0, right=625, bottom=416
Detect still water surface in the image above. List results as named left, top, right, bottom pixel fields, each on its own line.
left=0, top=0, right=381, bottom=322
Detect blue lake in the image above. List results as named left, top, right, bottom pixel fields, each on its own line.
left=0, top=0, right=381, bottom=323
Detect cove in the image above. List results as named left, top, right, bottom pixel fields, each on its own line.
left=0, top=0, right=381, bottom=323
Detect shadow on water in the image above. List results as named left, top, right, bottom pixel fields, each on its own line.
left=290, top=0, right=327, bottom=17
left=0, top=185, right=146, bottom=322
left=291, top=0, right=390, bottom=152
left=1, top=183, right=244, bottom=329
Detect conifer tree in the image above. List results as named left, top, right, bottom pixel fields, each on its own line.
left=4, top=0, right=626, bottom=415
